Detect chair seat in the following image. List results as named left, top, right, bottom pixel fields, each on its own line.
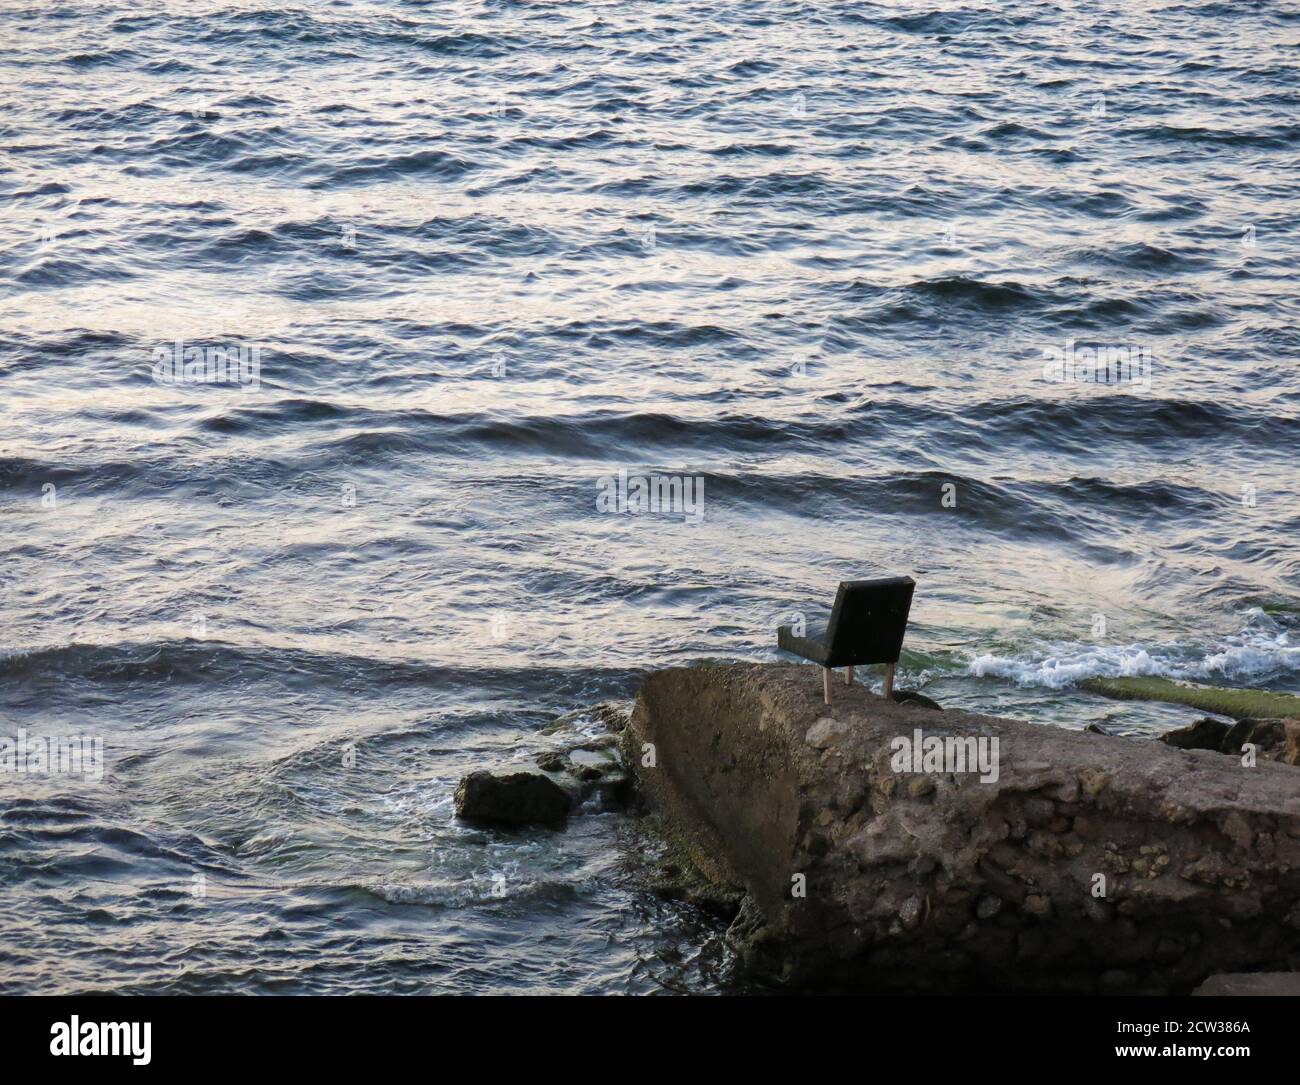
left=777, top=625, right=831, bottom=665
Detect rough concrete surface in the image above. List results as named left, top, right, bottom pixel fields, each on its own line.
left=624, top=663, right=1300, bottom=993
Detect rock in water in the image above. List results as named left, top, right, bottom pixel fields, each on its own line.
left=1078, top=676, right=1300, bottom=720
left=891, top=689, right=942, bottom=711
left=624, top=662, right=1300, bottom=993
left=453, top=770, right=571, bottom=827
left=1159, top=716, right=1231, bottom=751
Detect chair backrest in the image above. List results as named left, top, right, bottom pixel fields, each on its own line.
left=824, top=576, right=915, bottom=666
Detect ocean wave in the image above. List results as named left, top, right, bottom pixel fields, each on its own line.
left=6, top=392, right=1294, bottom=499
left=361, top=876, right=579, bottom=909
left=876, top=8, right=1022, bottom=36
left=1129, top=122, right=1300, bottom=149
left=967, top=610, right=1300, bottom=690
left=904, top=275, right=1044, bottom=310
left=5, top=0, right=1299, bottom=997
left=0, top=639, right=624, bottom=694
left=312, top=148, right=478, bottom=189
left=199, top=396, right=1300, bottom=459
left=1069, top=241, right=1209, bottom=274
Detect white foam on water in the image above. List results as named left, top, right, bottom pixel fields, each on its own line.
left=966, top=608, right=1300, bottom=690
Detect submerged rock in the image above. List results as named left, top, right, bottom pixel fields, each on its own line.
left=632, top=813, right=745, bottom=920
left=891, top=689, right=942, bottom=711
left=454, top=702, right=635, bottom=829
left=453, top=770, right=571, bottom=827
left=532, top=735, right=633, bottom=811
left=1078, top=676, right=1300, bottom=720
left=541, top=701, right=630, bottom=736
left=625, top=662, right=1300, bottom=993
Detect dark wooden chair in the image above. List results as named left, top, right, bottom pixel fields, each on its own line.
left=778, top=576, right=915, bottom=705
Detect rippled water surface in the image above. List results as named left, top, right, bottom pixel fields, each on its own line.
left=2, top=0, right=1299, bottom=994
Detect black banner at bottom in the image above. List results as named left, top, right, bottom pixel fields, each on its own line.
left=1, top=993, right=1292, bottom=1072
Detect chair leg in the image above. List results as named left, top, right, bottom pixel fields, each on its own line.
left=823, top=667, right=832, bottom=706
left=883, top=661, right=896, bottom=700
left=844, top=665, right=853, bottom=686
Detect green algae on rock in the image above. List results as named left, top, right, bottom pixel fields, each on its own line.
left=1078, top=676, right=1300, bottom=720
